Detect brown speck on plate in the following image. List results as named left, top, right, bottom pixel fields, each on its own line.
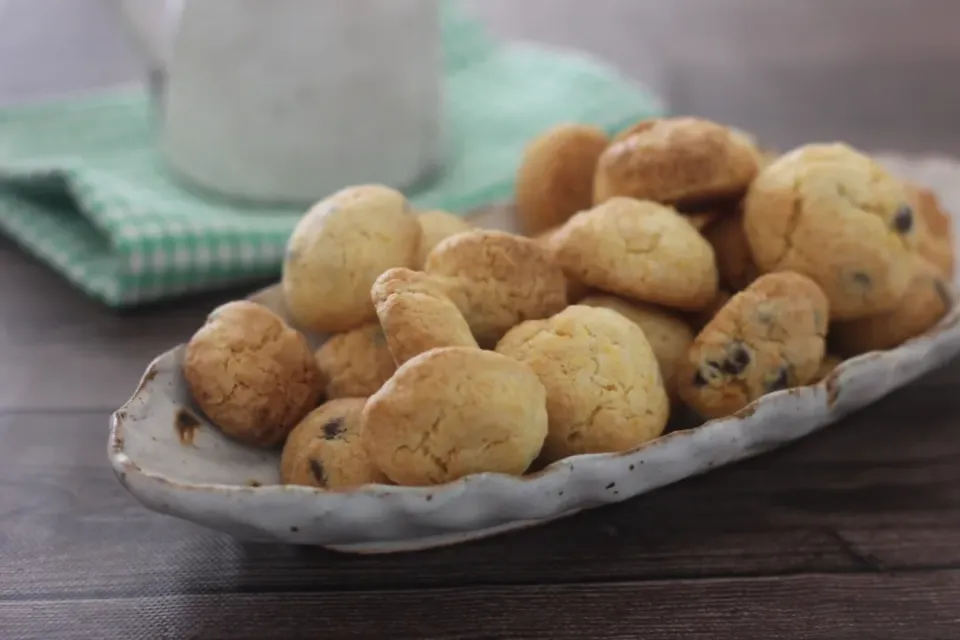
left=174, top=408, right=202, bottom=446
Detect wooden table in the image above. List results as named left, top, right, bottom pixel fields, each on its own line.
left=3, top=2, right=960, bottom=638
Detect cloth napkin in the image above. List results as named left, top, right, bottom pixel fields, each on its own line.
left=0, top=2, right=664, bottom=307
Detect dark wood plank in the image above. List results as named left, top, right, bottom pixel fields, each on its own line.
left=0, top=236, right=270, bottom=412
left=5, top=571, right=960, bottom=640
left=3, top=381, right=959, bottom=601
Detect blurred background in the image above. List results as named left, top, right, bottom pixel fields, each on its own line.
left=2, top=0, right=959, bottom=152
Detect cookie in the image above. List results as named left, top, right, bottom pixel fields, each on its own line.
left=496, top=305, right=669, bottom=463
left=677, top=272, right=829, bottom=419
left=371, top=267, right=478, bottom=365
left=551, top=197, right=718, bottom=311
left=424, top=229, right=568, bottom=346
left=701, top=206, right=760, bottom=291
left=515, top=123, right=609, bottom=236
left=579, top=294, right=694, bottom=401
left=183, top=301, right=323, bottom=447
left=534, top=225, right=591, bottom=303
left=282, top=184, right=420, bottom=333
left=594, top=117, right=761, bottom=208
left=830, top=257, right=953, bottom=356
left=314, top=322, right=396, bottom=398
left=362, top=347, right=548, bottom=485
left=743, top=143, right=918, bottom=320
left=904, top=181, right=955, bottom=280
left=280, top=397, right=388, bottom=489
left=415, top=210, right=472, bottom=269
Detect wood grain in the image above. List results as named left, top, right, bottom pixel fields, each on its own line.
left=5, top=572, right=960, bottom=640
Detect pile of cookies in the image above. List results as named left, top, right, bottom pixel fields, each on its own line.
left=181, top=116, right=956, bottom=492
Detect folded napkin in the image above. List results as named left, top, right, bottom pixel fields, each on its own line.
left=0, top=1, right=663, bottom=307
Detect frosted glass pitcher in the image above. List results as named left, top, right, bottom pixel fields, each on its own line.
left=111, top=0, right=442, bottom=205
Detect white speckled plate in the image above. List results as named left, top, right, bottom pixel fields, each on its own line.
left=109, top=153, right=960, bottom=554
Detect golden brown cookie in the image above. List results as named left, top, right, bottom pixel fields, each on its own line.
left=314, top=322, right=396, bottom=399
left=578, top=294, right=694, bottom=402
left=282, top=184, right=420, bottom=333
left=371, top=267, right=478, bottom=365
left=362, top=347, right=548, bottom=486
left=677, top=272, right=829, bottom=419
left=904, top=181, right=955, bottom=280
left=594, top=117, right=761, bottom=207
left=415, top=210, right=472, bottom=269
left=551, top=197, right=718, bottom=311
left=496, top=305, right=669, bottom=463
left=830, top=257, right=953, bottom=356
left=743, top=143, right=918, bottom=321
left=534, top=225, right=591, bottom=303
left=183, top=301, right=323, bottom=447
left=424, top=229, right=568, bottom=346
left=280, top=398, right=388, bottom=489
left=701, top=207, right=760, bottom=291
left=515, top=123, right=610, bottom=236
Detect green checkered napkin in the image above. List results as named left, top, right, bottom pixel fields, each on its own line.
left=0, top=2, right=664, bottom=307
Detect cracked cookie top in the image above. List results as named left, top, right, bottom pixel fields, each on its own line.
left=551, top=197, right=719, bottom=311
left=495, top=305, right=670, bottom=464
left=593, top=117, right=761, bottom=208
left=361, top=347, right=548, bottom=486
left=424, top=229, right=568, bottom=347
left=743, top=143, right=918, bottom=320
left=371, top=267, right=478, bottom=365
left=282, top=184, right=421, bottom=333
left=578, top=295, right=694, bottom=403
left=183, top=300, right=324, bottom=447
left=677, top=272, right=829, bottom=420
left=280, top=397, right=388, bottom=490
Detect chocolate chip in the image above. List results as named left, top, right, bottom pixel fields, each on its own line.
left=692, top=370, right=708, bottom=387
left=721, top=343, right=751, bottom=374
left=322, top=417, right=344, bottom=440
left=766, top=367, right=790, bottom=392
left=892, top=204, right=913, bottom=233
left=308, top=458, right=327, bottom=487
left=851, top=271, right=872, bottom=288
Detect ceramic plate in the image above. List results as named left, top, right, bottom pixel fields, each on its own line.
left=109, top=153, right=960, bottom=554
